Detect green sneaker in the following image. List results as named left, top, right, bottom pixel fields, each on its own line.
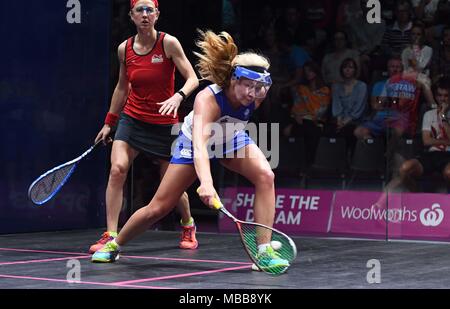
left=91, top=241, right=120, bottom=263
left=255, top=246, right=289, bottom=273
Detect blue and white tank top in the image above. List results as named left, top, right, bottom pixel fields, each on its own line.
left=181, top=84, right=255, bottom=145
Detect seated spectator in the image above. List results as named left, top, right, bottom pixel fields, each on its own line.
left=274, top=2, right=315, bottom=48
left=303, top=0, right=335, bottom=56
left=341, top=0, right=387, bottom=83
left=425, top=0, right=450, bottom=45
left=384, top=78, right=450, bottom=192
left=325, top=58, right=368, bottom=155
left=380, top=0, right=397, bottom=25
left=277, top=30, right=312, bottom=88
left=354, top=57, right=405, bottom=140
left=284, top=61, right=331, bottom=166
left=411, top=0, right=440, bottom=27
left=431, top=26, right=450, bottom=84
left=382, top=69, right=436, bottom=138
left=401, top=23, right=433, bottom=76
left=381, top=0, right=413, bottom=58
left=257, top=25, right=291, bottom=124
left=321, top=30, right=360, bottom=85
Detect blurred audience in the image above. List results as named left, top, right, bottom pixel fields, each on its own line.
left=284, top=61, right=331, bottom=167
left=322, top=30, right=360, bottom=85
left=327, top=58, right=368, bottom=155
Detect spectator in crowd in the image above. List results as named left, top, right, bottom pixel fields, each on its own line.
left=274, top=2, right=315, bottom=48
left=327, top=58, right=368, bottom=154
left=277, top=31, right=312, bottom=89
left=382, top=77, right=450, bottom=193
left=380, top=0, right=398, bottom=25
left=341, top=0, right=387, bottom=83
left=401, top=23, right=433, bottom=76
left=322, top=30, right=360, bottom=85
left=257, top=25, right=291, bottom=124
left=303, top=0, right=335, bottom=57
left=254, top=3, right=278, bottom=49
left=381, top=0, right=413, bottom=58
left=354, top=57, right=405, bottom=140
left=425, top=0, right=450, bottom=44
left=380, top=68, right=436, bottom=139
left=431, top=26, right=450, bottom=83
left=284, top=61, right=331, bottom=167
left=412, top=0, right=440, bottom=26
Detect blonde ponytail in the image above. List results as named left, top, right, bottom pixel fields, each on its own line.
left=194, top=30, right=238, bottom=88
left=194, top=30, right=271, bottom=88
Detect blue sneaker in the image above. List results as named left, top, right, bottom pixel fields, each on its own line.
left=91, top=241, right=120, bottom=263
left=255, top=246, right=289, bottom=273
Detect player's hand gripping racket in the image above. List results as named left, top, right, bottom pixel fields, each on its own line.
left=28, top=140, right=103, bottom=205
left=200, top=190, right=297, bottom=275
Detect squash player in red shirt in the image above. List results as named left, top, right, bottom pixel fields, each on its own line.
left=90, top=0, right=199, bottom=253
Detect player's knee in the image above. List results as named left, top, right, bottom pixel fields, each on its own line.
left=443, top=167, right=450, bottom=181
left=144, top=201, right=171, bottom=221
left=255, top=168, right=275, bottom=187
left=109, top=163, right=128, bottom=180
left=400, top=160, right=416, bottom=176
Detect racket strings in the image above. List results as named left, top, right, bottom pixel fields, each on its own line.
left=239, top=222, right=296, bottom=275
left=29, top=163, right=76, bottom=204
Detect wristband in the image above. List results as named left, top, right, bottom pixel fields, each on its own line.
left=177, top=90, right=187, bottom=101
left=104, top=112, right=119, bottom=127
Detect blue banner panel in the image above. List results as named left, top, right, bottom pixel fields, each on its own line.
left=0, top=1, right=111, bottom=233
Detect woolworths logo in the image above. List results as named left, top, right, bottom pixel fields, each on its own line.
left=340, top=203, right=445, bottom=227
left=420, top=204, right=444, bottom=227
left=340, top=205, right=417, bottom=223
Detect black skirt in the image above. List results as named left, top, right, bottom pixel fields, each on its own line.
left=114, top=113, right=179, bottom=159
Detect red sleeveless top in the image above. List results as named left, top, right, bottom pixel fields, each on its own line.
left=123, top=32, right=178, bottom=125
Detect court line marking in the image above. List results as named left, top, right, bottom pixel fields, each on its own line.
left=121, top=254, right=252, bottom=265
left=112, top=264, right=253, bottom=285
left=0, top=255, right=89, bottom=266
left=0, top=247, right=253, bottom=287
left=0, top=247, right=252, bottom=265
left=0, top=273, right=174, bottom=289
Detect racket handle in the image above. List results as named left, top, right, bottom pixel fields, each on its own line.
left=196, top=188, right=223, bottom=210
left=211, top=197, right=223, bottom=210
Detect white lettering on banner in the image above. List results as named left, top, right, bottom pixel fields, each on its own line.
left=276, top=195, right=285, bottom=209
left=245, top=209, right=301, bottom=225
left=420, top=204, right=444, bottom=227
left=236, top=193, right=321, bottom=211
left=289, top=195, right=320, bottom=210
left=246, top=209, right=254, bottom=222
left=340, top=205, right=418, bottom=222
left=66, top=0, right=81, bottom=24
left=235, top=193, right=254, bottom=208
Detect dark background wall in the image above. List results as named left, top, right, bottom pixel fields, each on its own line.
left=0, top=0, right=223, bottom=234
left=0, top=0, right=112, bottom=233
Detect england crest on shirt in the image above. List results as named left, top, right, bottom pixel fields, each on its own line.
left=152, top=54, right=164, bottom=64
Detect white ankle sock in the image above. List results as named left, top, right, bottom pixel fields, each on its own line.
left=111, top=239, right=120, bottom=250
left=258, top=243, right=270, bottom=254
